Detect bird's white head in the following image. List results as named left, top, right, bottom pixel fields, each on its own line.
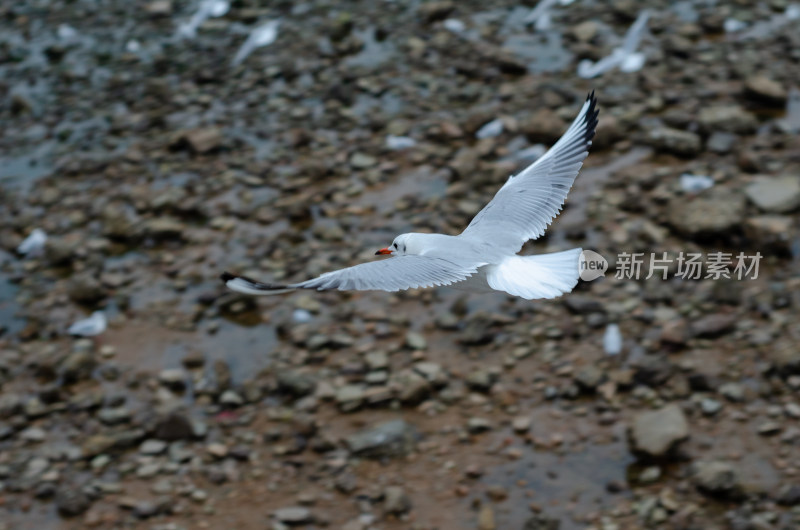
left=375, top=233, right=418, bottom=256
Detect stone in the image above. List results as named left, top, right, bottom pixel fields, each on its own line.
left=390, top=369, right=430, bottom=403
left=574, top=365, right=605, bottom=391
left=719, top=382, right=745, bottom=402
left=691, top=314, right=736, bottom=338
left=698, top=105, right=757, bottom=134
left=522, top=108, right=566, bottom=144
left=59, top=344, right=97, bottom=384
left=349, top=152, right=376, bottom=169
left=691, top=460, right=743, bottom=499
left=744, top=176, right=800, bottom=213
left=158, top=369, right=188, bottom=391
left=744, top=76, right=787, bottom=105
left=769, top=343, right=800, bottom=376
left=563, top=296, right=604, bottom=314
left=140, top=439, right=167, bottom=455
left=632, top=355, right=674, bottom=387
left=512, top=416, right=531, bottom=433
left=56, top=485, right=91, bottom=516
left=660, top=319, right=690, bottom=346
left=776, top=484, right=800, bottom=506
left=467, top=417, right=492, bottom=434
left=405, top=331, right=427, bottom=350
left=646, top=126, right=701, bottom=156
left=383, top=486, right=411, bottom=515
left=66, top=273, right=107, bottom=304
left=668, top=190, right=745, bottom=238
left=629, top=404, right=689, bottom=457
left=522, top=513, right=560, bottom=530
left=183, top=127, right=222, bottom=154
left=744, top=215, right=794, bottom=252
left=413, top=362, right=446, bottom=385
left=153, top=411, right=197, bottom=441
left=757, top=421, right=781, bottom=436
left=335, top=385, right=365, bottom=411
left=466, top=369, right=496, bottom=392
left=345, top=420, right=418, bottom=459
left=417, top=1, right=454, bottom=23
left=700, top=398, right=723, bottom=416
left=145, top=1, right=172, bottom=17
left=82, top=435, right=116, bottom=457
left=274, top=506, right=312, bottom=524
left=639, top=466, right=662, bottom=483
left=219, top=390, right=244, bottom=407
left=478, top=505, right=495, bottom=530
left=706, top=131, right=737, bottom=154
left=572, top=20, right=599, bottom=42
left=365, top=351, right=389, bottom=370
left=20, top=426, right=46, bottom=442
left=277, top=370, right=317, bottom=397
left=97, top=406, right=131, bottom=425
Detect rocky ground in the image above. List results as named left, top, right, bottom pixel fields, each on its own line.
left=1, top=0, right=800, bottom=529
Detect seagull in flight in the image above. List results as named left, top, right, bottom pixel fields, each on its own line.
left=222, top=92, right=598, bottom=300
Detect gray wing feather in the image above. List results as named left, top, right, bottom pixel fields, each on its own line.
left=460, top=92, right=598, bottom=254
left=294, top=255, right=478, bottom=292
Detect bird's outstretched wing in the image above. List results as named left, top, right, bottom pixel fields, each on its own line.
left=460, top=92, right=598, bottom=255
left=221, top=255, right=478, bottom=295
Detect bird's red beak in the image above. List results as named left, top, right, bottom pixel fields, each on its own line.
left=375, top=248, right=392, bottom=255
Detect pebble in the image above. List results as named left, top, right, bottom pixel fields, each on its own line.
left=383, top=486, right=412, bottom=514
left=691, top=460, right=743, bottom=499
left=512, top=416, right=531, bottom=433
left=744, top=176, right=800, bottom=214
left=345, top=420, right=418, bottom=459
left=467, top=417, right=492, bottom=434
left=744, top=75, right=787, bottom=104
left=140, top=439, right=168, bottom=455
left=274, top=506, right=313, bottom=524
left=629, top=404, right=689, bottom=457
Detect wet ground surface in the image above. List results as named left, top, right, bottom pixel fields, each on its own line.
left=1, top=0, right=800, bottom=529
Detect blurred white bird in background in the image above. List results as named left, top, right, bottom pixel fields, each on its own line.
left=231, top=20, right=281, bottom=66
left=577, top=10, right=649, bottom=79
left=68, top=311, right=107, bottom=337
left=177, top=0, right=230, bottom=39
left=17, top=228, right=47, bottom=257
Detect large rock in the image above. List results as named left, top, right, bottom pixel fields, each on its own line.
left=744, top=176, right=800, bottom=213
left=345, top=420, right=418, bottom=459
left=629, top=404, right=689, bottom=458
left=668, top=190, right=745, bottom=238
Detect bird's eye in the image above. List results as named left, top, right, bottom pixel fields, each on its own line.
left=393, top=243, right=398, bottom=249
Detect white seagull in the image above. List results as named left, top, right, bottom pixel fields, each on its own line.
left=222, top=92, right=598, bottom=300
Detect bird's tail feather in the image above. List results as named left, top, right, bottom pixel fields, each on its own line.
left=487, top=248, right=582, bottom=300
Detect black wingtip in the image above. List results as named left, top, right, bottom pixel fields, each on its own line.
left=584, top=90, right=599, bottom=145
